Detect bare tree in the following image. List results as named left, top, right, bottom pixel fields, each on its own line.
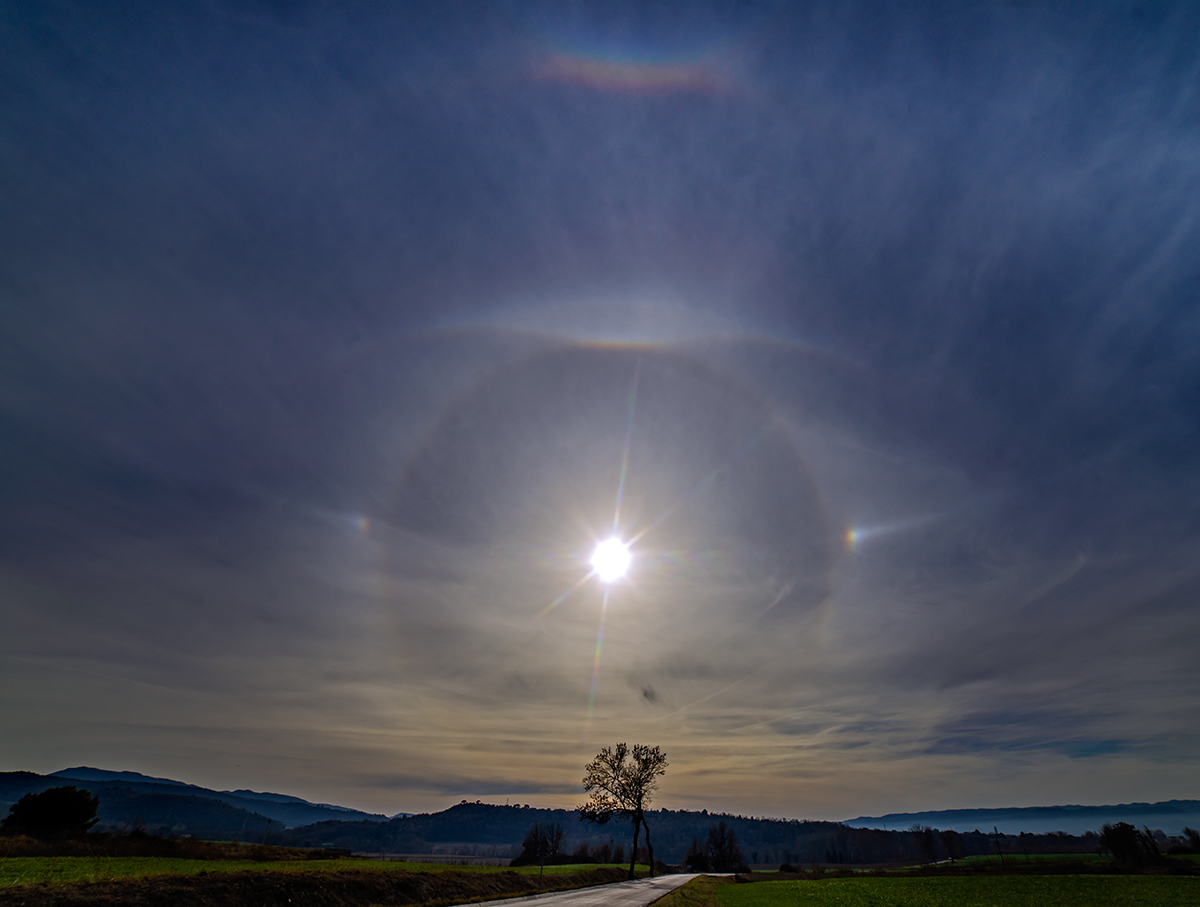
left=685, top=837, right=708, bottom=871
left=911, top=825, right=936, bottom=863
left=580, top=742, right=668, bottom=879
left=705, top=821, right=746, bottom=872
left=545, top=822, right=564, bottom=857
left=518, top=821, right=565, bottom=886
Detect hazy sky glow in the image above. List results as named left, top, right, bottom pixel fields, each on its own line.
left=3, top=1, right=1200, bottom=819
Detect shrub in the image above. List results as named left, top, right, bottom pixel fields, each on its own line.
left=1098, top=822, right=1161, bottom=867
left=1, top=787, right=99, bottom=839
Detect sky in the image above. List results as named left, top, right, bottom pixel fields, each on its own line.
left=2, top=0, right=1200, bottom=821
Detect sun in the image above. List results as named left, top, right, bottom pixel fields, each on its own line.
left=591, top=537, right=631, bottom=583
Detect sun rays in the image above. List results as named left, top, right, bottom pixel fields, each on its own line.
left=526, top=356, right=786, bottom=740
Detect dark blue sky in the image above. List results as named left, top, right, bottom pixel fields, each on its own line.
left=2, top=1, right=1199, bottom=817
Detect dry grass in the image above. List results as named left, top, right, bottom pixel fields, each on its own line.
left=650, top=875, right=735, bottom=907
left=0, top=864, right=634, bottom=907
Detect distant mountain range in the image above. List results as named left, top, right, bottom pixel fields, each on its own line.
left=845, top=800, right=1200, bottom=836
left=3, top=766, right=1197, bottom=861
left=0, top=767, right=386, bottom=837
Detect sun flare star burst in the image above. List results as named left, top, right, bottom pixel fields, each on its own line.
left=591, top=537, right=631, bottom=583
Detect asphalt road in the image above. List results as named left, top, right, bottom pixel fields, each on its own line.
left=456, top=874, right=701, bottom=907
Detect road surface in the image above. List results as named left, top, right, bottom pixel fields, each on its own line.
left=455, top=874, right=701, bottom=907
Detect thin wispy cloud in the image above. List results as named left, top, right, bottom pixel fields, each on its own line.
left=1, top=1, right=1198, bottom=819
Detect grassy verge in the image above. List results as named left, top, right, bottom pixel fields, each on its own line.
left=651, top=875, right=735, bottom=907
left=0, top=856, right=642, bottom=888
left=715, top=875, right=1199, bottom=907
left=0, top=863, right=641, bottom=907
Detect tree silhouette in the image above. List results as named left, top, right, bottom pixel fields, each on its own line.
left=516, top=821, right=564, bottom=886
left=580, top=742, right=668, bottom=879
left=2, top=786, right=99, bottom=838
left=1183, top=827, right=1200, bottom=853
left=705, top=821, right=747, bottom=872
left=685, top=837, right=708, bottom=872
left=939, top=829, right=964, bottom=862
left=911, top=825, right=936, bottom=863
left=1099, top=821, right=1160, bottom=867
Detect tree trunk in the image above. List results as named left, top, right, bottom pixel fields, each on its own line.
left=628, top=811, right=642, bottom=879
left=642, top=817, right=655, bottom=877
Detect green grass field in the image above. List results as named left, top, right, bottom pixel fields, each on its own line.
left=0, top=856, right=639, bottom=888
left=955, top=852, right=1105, bottom=864
left=716, top=876, right=1200, bottom=907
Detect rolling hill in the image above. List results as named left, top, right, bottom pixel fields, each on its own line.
left=1, top=768, right=386, bottom=837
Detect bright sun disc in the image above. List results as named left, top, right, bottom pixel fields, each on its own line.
left=591, top=538, right=631, bottom=583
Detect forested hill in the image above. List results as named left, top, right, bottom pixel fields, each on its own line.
left=279, top=801, right=852, bottom=860
left=277, top=801, right=1100, bottom=865
left=3, top=769, right=1174, bottom=864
